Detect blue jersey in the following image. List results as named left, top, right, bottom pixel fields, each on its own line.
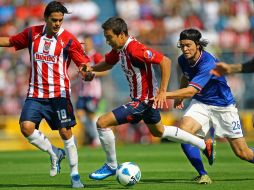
left=178, top=51, right=235, bottom=106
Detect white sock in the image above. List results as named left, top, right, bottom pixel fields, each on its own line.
left=162, top=126, right=206, bottom=150
left=64, top=135, right=79, bottom=176
left=27, top=129, right=58, bottom=157
left=98, top=128, right=117, bottom=169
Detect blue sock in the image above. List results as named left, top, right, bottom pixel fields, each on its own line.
left=181, top=143, right=207, bottom=175
left=248, top=148, right=254, bottom=163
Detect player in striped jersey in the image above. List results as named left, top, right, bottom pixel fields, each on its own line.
left=0, top=1, right=92, bottom=188
left=87, top=17, right=215, bottom=181
left=154, top=28, right=254, bottom=183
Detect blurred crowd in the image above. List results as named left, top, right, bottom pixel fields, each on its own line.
left=0, top=0, right=254, bottom=115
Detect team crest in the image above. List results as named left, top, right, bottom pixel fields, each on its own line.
left=144, top=50, right=153, bottom=59
left=43, top=41, right=51, bottom=53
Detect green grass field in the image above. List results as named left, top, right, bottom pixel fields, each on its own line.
left=0, top=142, right=254, bottom=190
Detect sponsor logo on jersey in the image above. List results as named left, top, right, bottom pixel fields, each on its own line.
left=34, top=53, right=57, bottom=64
left=144, top=50, right=153, bottom=59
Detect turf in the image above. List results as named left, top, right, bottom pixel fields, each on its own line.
left=0, top=142, right=254, bottom=190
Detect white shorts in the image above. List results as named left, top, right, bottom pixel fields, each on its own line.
left=184, top=99, right=243, bottom=138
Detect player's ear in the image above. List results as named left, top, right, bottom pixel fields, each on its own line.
left=119, top=32, right=125, bottom=39
left=196, top=44, right=200, bottom=50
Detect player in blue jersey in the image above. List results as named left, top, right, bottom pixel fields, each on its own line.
left=153, top=28, right=254, bottom=183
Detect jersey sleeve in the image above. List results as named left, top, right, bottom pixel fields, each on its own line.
left=9, top=27, right=30, bottom=50
left=69, top=38, right=90, bottom=67
left=130, top=42, right=163, bottom=64
left=189, top=60, right=214, bottom=91
left=105, top=50, right=119, bottom=65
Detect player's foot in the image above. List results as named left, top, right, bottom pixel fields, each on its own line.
left=203, top=139, right=216, bottom=165
left=89, top=163, right=116, bottom=180
left=71, top=174, right=84, bottom=188
left=193, top=174, right=212, bottom=184
left=50, top=148, right=66, bottom=177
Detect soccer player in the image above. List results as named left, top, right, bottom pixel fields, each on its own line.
left=76, top=35, right=108, bottom=147
left=0, top=1, right=92, bottom=188
left=86, top=17, right=214, bottom=181
left=153, top=28, right=254, bottom=182
left=211, top=59, right=254, bottom=76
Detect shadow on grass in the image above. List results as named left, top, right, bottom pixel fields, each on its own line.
left=0, top=184, right=68, bottom=188
left=141, top=178, right=254, bottom=184
left=141, top=178, right=192, bottom=184
left=214, top=178, right=254, bottom=182
left=0, top=183, right=108, bottom=189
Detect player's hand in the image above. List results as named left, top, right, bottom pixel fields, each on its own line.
left=78, top=64, right=95, bottom=81
left=210, top=62, right=230, bottom=77
left=174, top=99, right=184, bottom=109
left=151, top=89, right=168, bottom=109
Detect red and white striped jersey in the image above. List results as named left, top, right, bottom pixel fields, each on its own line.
left=78, top=49, right=104, bottom=98
left=105, top=37, right=163, bottom=102
left=9, top=25, right=90, bottom=98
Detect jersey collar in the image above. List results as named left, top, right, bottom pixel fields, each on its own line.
left=190, top=51, right=203, bottom=68
left=42, top=25, right=64, bottom=40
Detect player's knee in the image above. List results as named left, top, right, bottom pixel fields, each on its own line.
left=179, top=125, right=195, bottom=134
left=59, top=128, right=72, bottom=140
left=20, top=122, right=34, bottom=137
left=96, top=116, right=108, bottom=129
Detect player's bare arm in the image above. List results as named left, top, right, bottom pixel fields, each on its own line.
left=91, top=61, right=114, bottom=72
left=165, top=86, right=198, bottom=99
left=90, top=61, right=110, bottom=77
left=0, top=37, right=12, bottom=47
left=174, top=75, right=188, bottom=109
left=212, top=58, right=254, bottom=76
left=210, top=62, right=242, bottom=77
left=154, top=56, right=171, bottom=109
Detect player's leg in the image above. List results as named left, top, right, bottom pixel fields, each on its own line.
left=181, top=144, right=211, bottom=184
left=181, top=127, right=214, bottom=184
left=178, top=101, right=215, bottom=166
left=20, top=98, right=63, bottom=176
left=89, top=111, right=119, bottom=180
left=87, top=112, right=100, bottom=147
left=76, top=96, right=100, bottom=146
left=144, top=102, right=215, bottom=165
left=228, top=137, right=254, bottom=162
left=50, top=98, right=83, bottom=188
left=214, top=104, right=254, bottom=163
left=89, top=100, right=145, bottom=180
left=144, top=106, right=205, bottom=149
left=76, top=97, right=90, bottom=144
left=85, top=97, right=101, bottom=147
left=58, top=127, right=83, bottom=188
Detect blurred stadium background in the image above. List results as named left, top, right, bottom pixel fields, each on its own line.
left=1, top=0, right=254, bottom=151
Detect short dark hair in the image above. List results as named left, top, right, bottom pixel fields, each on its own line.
left=178, top=28, right=208, bottom=50
left=102, top=17, right=128, bottom=36
left=44, top=1, right=69, bottom=18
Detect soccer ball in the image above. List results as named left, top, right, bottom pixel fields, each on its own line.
left=116, top=162, right=141, bottom=186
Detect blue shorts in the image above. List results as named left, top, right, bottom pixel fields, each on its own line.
left=76, top=96, right=99, bottom=113
left=20, top=98, right=76, bottom=130
left=112, top=100, right=161, bottom=125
